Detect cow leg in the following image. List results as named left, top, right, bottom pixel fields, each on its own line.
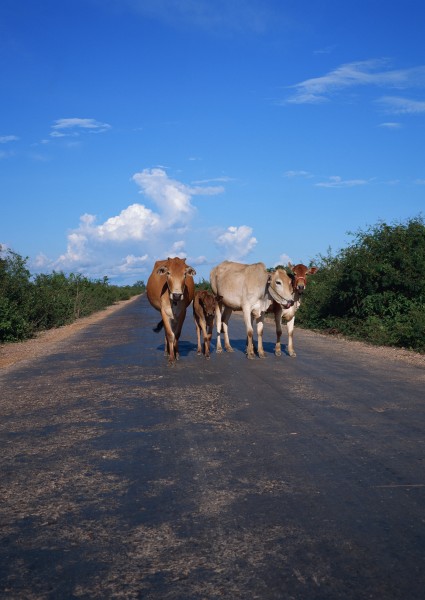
left=287, top=316, right=296, bottom=357
left=174, top=309, right=187, bottom=361
left=274, top=305, right=283, bottom=356
left=200, top=319, right=210, bottom=358
left=194, top=317, right=202, bottom=355
left=221, top=306, right=234, bottom=352
left=205, top=323, right=213, bottom=358
left=215, top=303, right=224, bottom=353
left=162, top=320, right=176, bottom=363
left=256, top=317, right=266, bottom=358
left=243, top=308, right=255, bottom=359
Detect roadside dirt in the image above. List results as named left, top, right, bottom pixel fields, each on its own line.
left=0, top=295, right=142, bottom=370
left=1, top=294, right=423, bottom=371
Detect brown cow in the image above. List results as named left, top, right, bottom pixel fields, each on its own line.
left=193, top=290, right=218, bottom=359
left=146, top=257, right=196, bottom=363
left=271, top=263, right=318, bottom=357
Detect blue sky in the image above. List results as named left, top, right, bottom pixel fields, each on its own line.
left=1, top=0, right=424, bottom=284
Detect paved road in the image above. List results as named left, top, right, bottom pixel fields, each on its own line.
left=1, top=295, right=424, bottom=599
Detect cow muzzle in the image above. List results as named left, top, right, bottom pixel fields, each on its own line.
left=268, top=285, right=294, bottom=308
left=171, top=292, right=184, bottom=302
left=281, top=299, right=294, bottom=309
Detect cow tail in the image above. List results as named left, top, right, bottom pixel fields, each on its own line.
left=153, top=319, right=164, bottom=333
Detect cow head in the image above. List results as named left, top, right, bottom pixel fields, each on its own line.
left=287, top=263, right=318, bottom=295
left=157, top=257, right=196, bottom=302
left=197, top=290, right=218, bottom=326
left=267, top=268, right=294, bottom=308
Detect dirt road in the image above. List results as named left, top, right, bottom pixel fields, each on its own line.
left=1, top=295, right=424, bottom=599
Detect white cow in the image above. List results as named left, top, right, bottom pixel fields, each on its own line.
left=210, top=261, right=294, bottom=359
left=271, top=263, right=318, bottom=357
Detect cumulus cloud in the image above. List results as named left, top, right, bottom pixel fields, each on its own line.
left=42, top=168, right=225, bottom=283
left=96, top=204, right=160, bottom=241
left=215, top=225, right=257, bottom=261
left=50, top=118, right=111, bottom=138
left=276, top=253, right=292, bottom=267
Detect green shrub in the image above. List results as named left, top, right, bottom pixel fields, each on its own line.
left=299, top=216, right=425, bottom=352
left=0, top=245, right=145, bottom=343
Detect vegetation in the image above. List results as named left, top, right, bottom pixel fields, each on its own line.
left=2, top=215, right=424, bottom=352
left=0, top=247, right=145, bottom=343
left=195, top=278, right=212, bottom=291
left=297, top=216, right=425, bottom=353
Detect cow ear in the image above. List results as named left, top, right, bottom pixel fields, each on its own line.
left=157, top=266, right=168, bottom=275
left=287, top=262, right=294, bottom=271
left=186, top=267, right=196, bottom=276
left=308, top=266, right=318, bottom=275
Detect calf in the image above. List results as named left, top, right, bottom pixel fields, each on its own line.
left=193, top=290, right=218, bottom=358
left=272, top=263, right=318, bottom=357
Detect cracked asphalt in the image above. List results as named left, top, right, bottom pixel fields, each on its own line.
left=1, top=294, right=424, bottom=599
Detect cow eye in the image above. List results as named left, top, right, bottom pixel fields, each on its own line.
left=276, top=280, right=281, bottom=285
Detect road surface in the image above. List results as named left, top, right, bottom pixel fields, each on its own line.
left=1, top=294, right=424, bottom=599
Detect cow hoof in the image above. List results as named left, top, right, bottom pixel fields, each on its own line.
left=225, top=347, right=234, bottom=353
left=289, top=351, right=297, bottom=358
left=216, top=347, right=223, bottom=354
left=205, top=355, right=211, bottom=360
left=246, top=353, right=255, bottom=360
left=197, top=350, right=202, bottom=356
left=275, top=351, right=282, bottom=357
left=258, top=353, right=266, bottom=359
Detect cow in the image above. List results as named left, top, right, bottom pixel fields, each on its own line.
left=146, top=257, right=196, bottom=363
left=271, top=263, right=318, bottom=357
left=193, top=290, right=218, bottom=359
left=210, top=261, right=294, bottom=359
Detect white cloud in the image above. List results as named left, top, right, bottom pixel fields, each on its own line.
left=50, top=118, right=111, bottom=138
left=114, top=254, right=150, bottom=275
left=376, top=96, right=425, bottom=115
left=378, top=122, right=402, bottom=129
left=313, top=45, right=336, bottom=56
left=190, top=255, right=208, bottom=266
left=284, top=60, right=425, bottom=104
left=119, top=0, right=274, bottom=34
left=40, top=168, right=225, bottom=283
left=315, top=176, right=369, bottom=188
left=276, top=253, right=292, bottom=267
left=0, top=135, right=19, bottom=143
left=283, top=170, right=313, bottom=179
left=415, top=179, right=425, bottom=185
left=97, top=204, right=160, bottom=241
left=132, top=167, right=223, bottom=226
left=192, top=176, right=234, bottom=184
left=215, top=225, right=257, bottom=261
